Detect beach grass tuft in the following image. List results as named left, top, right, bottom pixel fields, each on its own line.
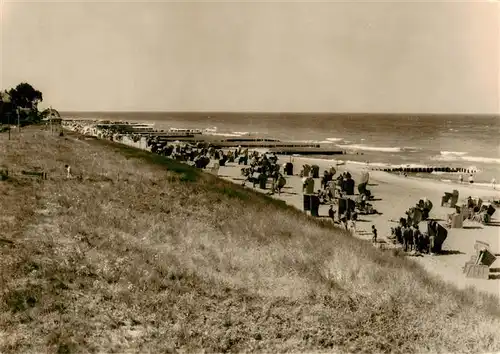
left=1, top=126, right=499, bottom=353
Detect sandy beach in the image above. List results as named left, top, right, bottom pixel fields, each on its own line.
left=216, top=156, right=500, bottom=298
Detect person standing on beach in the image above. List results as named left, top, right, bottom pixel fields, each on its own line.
left=429, top=233, right=436, bottom=255
left=340, top=211, right=348, bottom=230
left=402, top=226, right=410, bottom=252
left=328, top=205, right=335, bottom=221
left=65, top=165, right=72, bottom=179
left=395, top=224, right=403, bottom=245
left=408, top=226, right=415, bottom=252
left=468, top=174, right=474, bottom=184
left=413, top=225, right=422, bottom=253
left=348, top=218, right=357, bottom=235
left=492, top=178, right=497, bottom=190
left=371, top=225, right=377, bottom=243
left=276, top=174, right=286, bottom=195
left=459, top=174, right=463, bottom=184
left=427, top=221, right=437, bottom=255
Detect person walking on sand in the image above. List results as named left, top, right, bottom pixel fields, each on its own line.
left=371, top=225, right=377, bottom=243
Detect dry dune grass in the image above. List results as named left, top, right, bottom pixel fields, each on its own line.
left=1, top=126, right=500, bottom=353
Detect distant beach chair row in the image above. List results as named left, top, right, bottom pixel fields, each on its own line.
left=372, top=166, right=477, bottom=174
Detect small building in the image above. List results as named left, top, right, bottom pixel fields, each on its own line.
left=42, top=107, right=62, bottom=133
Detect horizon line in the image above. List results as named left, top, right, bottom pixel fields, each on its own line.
left=58, top=110, right=500, bottom=117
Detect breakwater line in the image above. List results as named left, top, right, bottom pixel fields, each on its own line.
left=370, top=166, right=478, bottom=174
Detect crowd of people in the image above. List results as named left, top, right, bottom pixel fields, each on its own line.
left=299, top=164, right=380, bottom=235
left=387, top=198, right=440, bottom=254
left=240, top=151, right=287, bottom=194
left=146, top=136, right=236, bottom=168
left=389, top=220, right=444, bottom=255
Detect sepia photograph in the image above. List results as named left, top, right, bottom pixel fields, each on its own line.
left=1, top=0, right=499, bottom=352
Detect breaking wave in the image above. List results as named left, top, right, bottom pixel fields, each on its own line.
left=203, top=130, right=256, bottom=137
left=289, top=140, right=331, bottom=144
left=461, top=156, right=500, bottom=165
left=207, top=132, right=249, bottom=137
left=288, top=139, right=346, bottom=144
left=433, top=154, right=500, bottom=165
left=335, top=144, right=402, bottom=153
left=440, top=151, right=468, bottom=156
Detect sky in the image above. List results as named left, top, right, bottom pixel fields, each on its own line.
left=0, top=0, right=499, bottom=113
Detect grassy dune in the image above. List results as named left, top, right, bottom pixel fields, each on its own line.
left=1, top=126, right=500, bottom=354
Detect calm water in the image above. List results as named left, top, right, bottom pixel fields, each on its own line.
left=62, top=112, right=500, bottom=183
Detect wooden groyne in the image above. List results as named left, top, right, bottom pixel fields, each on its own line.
left=371, top=166, right=478, bottom=174
left=146, top=136, right=200, bottom=141
left=222, top=138, right=280, bottom=143
left=138, top=132, right=197, bottom=137
left=268, top=147, right=345, bottom=155
left=211, top=142, right=322, bottom=149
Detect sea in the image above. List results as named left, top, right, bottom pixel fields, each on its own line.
left=62, top=112, right=500, bottom=185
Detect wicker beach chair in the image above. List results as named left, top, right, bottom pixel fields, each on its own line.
left=301, top=164, right=311, bottom=178
left=441, top=190, right=459, bottom=208
left=464, top=241, right=497, bottom=279
left=207, top=162, right=220, bottom=176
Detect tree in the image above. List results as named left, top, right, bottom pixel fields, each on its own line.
left=0, top=83, right=48, bottom=126
left=7, top=82, right=43, bottom=109
left=0, top=91, right=14, bottom=125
